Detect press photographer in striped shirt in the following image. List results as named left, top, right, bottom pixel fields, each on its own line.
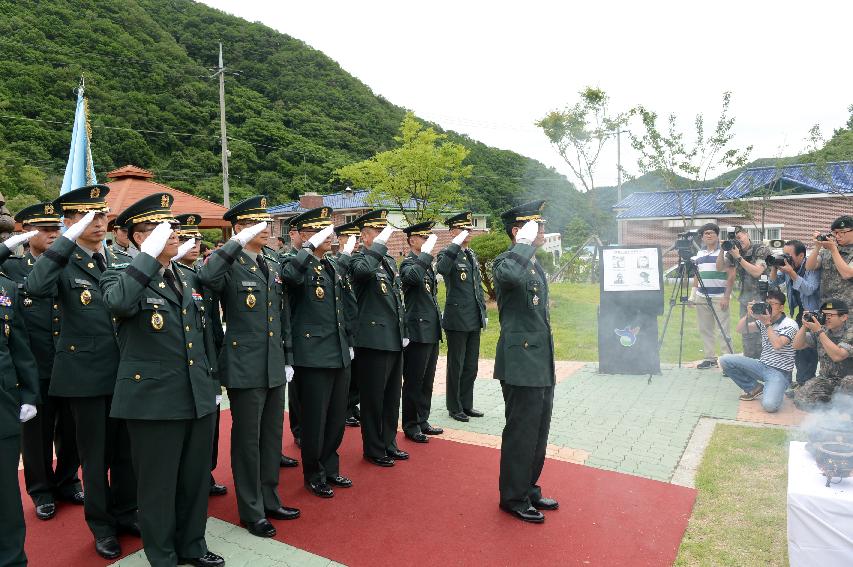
left=692, top=223, right=735, bottom=369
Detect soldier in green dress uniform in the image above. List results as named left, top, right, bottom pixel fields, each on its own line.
left=436, top=211, right=487, bottom=422
left=335, top=221, right=362, bottom=428
left=198, top=196, right=300, bottom=539
left=349, top=209, right=409, bottom=466
left=0, top=204, right=82, bottom=521
left=108, top=219, right=138, bottom=259
left=281, top=207, right=354, bottom=497
left=493, top=200, right=558, bottom=524
left=400, top=221, right=444, bottom=443
left=26, top=185, right=138, bottom=558
left=0, top=267, right=39, bottom=567
left=100, top=194, right=224, bottom=567
left=277, top=221, right=304, bottom=462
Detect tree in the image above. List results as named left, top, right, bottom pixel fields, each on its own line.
left=336, top=113, right=472, bottom=224
left=469, top=230, right=510, bottom=300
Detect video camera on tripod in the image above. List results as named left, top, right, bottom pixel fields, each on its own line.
left=674, top=230, right=699, bottom=261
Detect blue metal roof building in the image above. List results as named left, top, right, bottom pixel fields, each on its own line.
left=613, top=188, right=735, bottom=220
left=719, top=161, right=853, bottom=200
left=268, top=189, right=419, bottom=215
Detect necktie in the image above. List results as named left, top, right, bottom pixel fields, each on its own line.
left=257, top=255, right=269, bottom=280
left=92, top=252, right=107, bottom=272
left=163, top=269, right=182, bottom=301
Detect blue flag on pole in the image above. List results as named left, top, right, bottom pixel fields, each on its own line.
left=60, top=78, right=97, bottom=195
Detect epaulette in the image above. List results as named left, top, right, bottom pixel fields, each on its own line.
left=176, top=263, right=197, bottom=273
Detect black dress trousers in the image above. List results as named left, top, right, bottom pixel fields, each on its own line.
left=402, top=341, right=439, bottom=436
left=355, top=347, right=403, bottom=458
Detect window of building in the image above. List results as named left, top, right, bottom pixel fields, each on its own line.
left=344, top=213, right=359, bottom=224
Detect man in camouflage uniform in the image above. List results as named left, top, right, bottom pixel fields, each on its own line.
left=717, top=226, right=770, bottom=359
left=793, top=299, right=853, bottom=410
left=805, top=215, right=853, bottom=304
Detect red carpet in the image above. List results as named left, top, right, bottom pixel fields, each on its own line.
left=22, top=410, right=696, bottom=566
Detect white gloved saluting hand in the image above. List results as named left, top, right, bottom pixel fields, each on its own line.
left=307, top=225, right=335, bottom=249
left=374, top=225, right=396, bottom=246
left=231, top=221, right=268, bottom=247
left=349, top=347, right=355, bottom=361
left=3, top=231, right=38, bottom=251
left=19, top=404, right=37, bottom=423
left=515, top=221, right=539, bottom=246
left=342, top=235, right=357, bottom=256
left=140, top=222, right=173, bottom=259
left=421, top=234, right=438, bottom=256
left=451, top=230, right=469, bottom=246
left=172, top=238, right=195, bottom=262
left=62, top=211, right=96, bottom=243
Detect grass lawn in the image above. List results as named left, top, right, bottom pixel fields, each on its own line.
left=675, top=424, right=789, bottom=566
left=437, top=282, right=743, bottom=364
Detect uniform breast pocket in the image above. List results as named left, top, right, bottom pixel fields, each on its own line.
left=238, top=282, right=261, bottom=311
left=68, top=278, right=99, bottom=309
left=526, top=280, right=543, bottom=309
left=140, top=304, right=172, bottom=333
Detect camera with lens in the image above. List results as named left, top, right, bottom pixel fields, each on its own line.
left=765, top=253, right=793, bottom=268
left=674, top=230, right=698, bottom=260
left=720, top=230, right=739, bottom=252
left=803, top=311, right=826, bottom=325
left=750, top=275, right=771, bottom=315
left=816, top=233, right=833, bottom=242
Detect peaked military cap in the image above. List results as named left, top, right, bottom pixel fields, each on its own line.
left=402, top=220, right=435, bottom=236
left=53, top=184, right=110, bottom=214
left=175, top=213, right=203, bottom=238
left=831, top=215, right=853, bottom=231
left=352, top=209, right=388, bottom=229
left=820, top=299, right=849, bottom=313
left=115, top=193, right=177, bottom=228
left=223, top=195, right=272, bottom=223
left=500, top=200, right=547, bottom=226
left=445, top=211, right=474, bottom=230
left=289, top=207, right=333, bottom=230
left=334, top=220, right=360, bottom=237
left=15, top=201, right=63, bottom=227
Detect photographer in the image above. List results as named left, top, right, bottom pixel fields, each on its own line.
left=769, top=240, right=820, bottom=386
left=691, top=223, right=734, bottom=369
left=719, top=290, right=798, bottom=413
left=716, top=226, right=770, bottom=358
left=792, top=299, right=853, bottom=410
left=805, top=215, right=853, bottom=304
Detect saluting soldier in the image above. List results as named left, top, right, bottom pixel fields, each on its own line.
left=108, top=219, right=138, bottom=258
left=334, top=221, right=362, bottom=428
left=276, top=221, right=303, bottom=462
left=0, top=266, right=40, bottom=567
left=100, top=195, right=224, bottom=567
left=198, top=196, right=300, bottom=539
left=349, top=209, right=409, bottom=466
left=281, top=207, right=354, bottom=497
left=400, top=222, right=444, bottom=443
left=26, top=185, right=138, bottom=558
left=173, top=214, right=229, bottom=497
left=493, top=201, right=558, bottom=524
left=0, top=204, right=82, bottom=521
left=436, top=211, right=487, bottom=422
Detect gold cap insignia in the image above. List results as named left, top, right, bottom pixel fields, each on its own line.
left=260, top=197, right=268, bottom=208
left=44, top=204, right=54, bottom=215
left=827, top=303, right=833, bottom=309
left=187, top=215, right=196, bottom=224
left=161, top=194, right=170, bottom=208
left=380, top=210, right=387, bottom=219
left=90, top=187, right=100, bottom=199
left=322, top=208, right=329, bottom=217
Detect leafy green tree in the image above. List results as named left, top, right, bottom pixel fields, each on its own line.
left=336, top=113, right=472, bottom=224
left=469, top=230, right=510, bottom=300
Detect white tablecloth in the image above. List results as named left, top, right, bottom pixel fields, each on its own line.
left=788, top=441, right=853, bottom=566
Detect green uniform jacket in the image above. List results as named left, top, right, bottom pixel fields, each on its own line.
left=198, top=240, right=291, bottom=389
left=334, top=253, right=359, bottom=348
left=281, top=249, right=351, bottom=368
left=100, top=253, right=217, bottom=420
left=0, top=246, right=61, bottom=384
left=436, top=243, right=487, bottom=332
left=26, top=237, right=121, bottom=397
left=349, top=242, right=407, bottom=351
left=400, top=251, right=441, bottom=344
left=492, top=243, right=555, bottom=387
left=176, top=262, right=224, bottom=357
left=0, top=273, right=39, bottom=439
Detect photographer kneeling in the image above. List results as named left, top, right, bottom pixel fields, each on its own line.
left=719, top=290, right=798, bottom=413
left=792, top=300, right=853, bottom=411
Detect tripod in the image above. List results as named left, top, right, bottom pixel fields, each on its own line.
left=658, top=255, right=733, bottom=368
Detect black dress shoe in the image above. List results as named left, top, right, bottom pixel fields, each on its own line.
left=532, top=497, right=559, bottom=511
left=364, top=455, right=395, bottom=467
left=345, top=416, right=360, bottom=427
left=266, top=505, right=301, bottom=520
left=35, top=502, right=56, bottom=520
left=327, top=475, right=353, bottom=488
left=95, top=536, right=122, bottom=559
left=422, top=425, right=444, bottom=435
left=209, top=482, right=227, bottom=496
left=463, top=408, right=484, bottom=417
left=57, top=490, right=85, bottom=505
left=279, top=454, right=299, bottom=468
left=450, top=411, right=469, bottom=422
left=178, top=551, right=226, bottom=567
left=305, top=480, right=334, bottom=498
left=500, top=505, right=545, bottom=524
left=386, top=447, right=409, bottom=460
left=405, top=432, right=429, bottom=443
left=117, top=521, right=142, bottom=538
left=242, top=518, right=276, bottom=537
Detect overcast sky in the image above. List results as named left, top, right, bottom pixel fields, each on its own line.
left=200, top=0, right=852, bottom=188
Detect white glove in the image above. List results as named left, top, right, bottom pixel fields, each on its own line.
left=215, top=395, right=222, bottom=406
left=62, top=211, right=96, bottom=242
left=19, top=404, right=37, bottom=423
left=402, top=338, right=410, bottom=348
left=374, top=225, right=396, bottom=246
left=231, top=221, right=268, bottom=247
left=485, top=317, right=488, bottom=329
left=140, top=222, right=173, bottom=258
left=308, top=225, right=335, bottom=249
left=172, top=238, right=195, bottom=261
left=285, top=365, right=294, bottom=383
left=3, top=231, right=38, bottom=251
left=342, top=235, right=357, bottom=255
left=349, top=347, right=355, bottom=361
left=515, top=221, right=538, bottom=245
left=421, top=234, right=438, bottom=255
left=452, top=230, right=469, bottom=246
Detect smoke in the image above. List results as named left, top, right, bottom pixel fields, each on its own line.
left=799, top=392, right=853, bottom=444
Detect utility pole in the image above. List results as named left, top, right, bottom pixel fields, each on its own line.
left=215, top=42, right=230, bottom=208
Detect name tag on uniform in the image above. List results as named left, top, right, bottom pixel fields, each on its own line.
left=241, top=281, right=259, bottom=287
left=75, top=278, right=93, bottom=286
left=146, top=297, right=165, bottom=305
